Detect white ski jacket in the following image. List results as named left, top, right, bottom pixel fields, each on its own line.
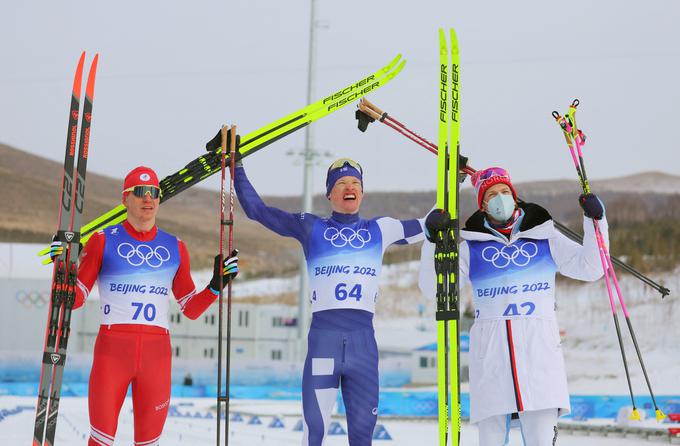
left=418, top=203, right=607, bottom=423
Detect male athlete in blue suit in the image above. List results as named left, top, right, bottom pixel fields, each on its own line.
left=235, top=158, right=425, bottom=446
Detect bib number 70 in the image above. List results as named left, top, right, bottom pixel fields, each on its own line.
left=131, top=302, right=157, bottom=321
left=335, top=283, right=362, bottom=301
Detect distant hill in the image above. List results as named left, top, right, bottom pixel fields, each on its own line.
left=2, top=142, right=679, bottom=274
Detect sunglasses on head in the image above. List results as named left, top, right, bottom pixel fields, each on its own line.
left=124, top=185, right=161, bottom=199
left=327, top=158, right=363, bottom=175
left=471, top=167, right=510, bottom=187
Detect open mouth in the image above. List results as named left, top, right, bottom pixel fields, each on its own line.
left=343, top=193, right=356, bottom=201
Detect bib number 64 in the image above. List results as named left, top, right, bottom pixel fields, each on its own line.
left=335, top=283, right=362, bottom=302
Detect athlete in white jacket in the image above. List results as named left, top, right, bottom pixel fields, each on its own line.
left=419, top=166, right=607, bottom=446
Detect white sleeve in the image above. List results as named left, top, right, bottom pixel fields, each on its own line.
left=376, top=217, right=425, bottom=252
left=418, top=239, right=470, bottom=298
left=549, top=216, right=609, bottom=282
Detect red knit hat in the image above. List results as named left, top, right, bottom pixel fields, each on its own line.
left=471, top=167, right=517, bottom=209
left=123, top=166, right=160, bottom=192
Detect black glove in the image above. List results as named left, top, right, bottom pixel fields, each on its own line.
left=205, top=128, right=242, bottom=157
left=458, top=154, right=468, bottom=171
left=425, top=209, right=451, bottom=242
left=355, top=109, right=376, bottom=132
left=209, top=249, right=239, bottom=292
left=579, top=193, right=604, bottom=220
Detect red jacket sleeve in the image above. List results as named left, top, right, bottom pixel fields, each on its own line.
left=173, top=239, right=216, bottom=320
left=74, top=231, right=105, bottom=309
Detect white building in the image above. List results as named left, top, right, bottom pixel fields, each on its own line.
left=0, top=243, right=300, bottom=364
left=410, top=333, right=470, bottom=385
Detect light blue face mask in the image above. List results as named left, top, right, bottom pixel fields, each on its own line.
left=485, top=193, right=516, bottom=223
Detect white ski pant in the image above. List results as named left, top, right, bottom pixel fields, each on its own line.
left=477, top=408, right=558, bottom=446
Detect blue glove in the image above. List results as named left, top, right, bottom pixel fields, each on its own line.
left=579, top=193, right=605, bottom=220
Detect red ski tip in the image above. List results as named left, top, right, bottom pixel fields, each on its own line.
left=72, top=51, right=86, bottom=100
left=85, top=54, right=99, bottom=101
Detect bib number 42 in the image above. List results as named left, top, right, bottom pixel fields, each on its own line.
left=502, top=301, right=536, bottom=317
left=335, top=283, right=362, bottom=301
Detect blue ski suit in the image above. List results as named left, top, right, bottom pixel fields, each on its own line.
left=235, top=166, right=425, bottom=445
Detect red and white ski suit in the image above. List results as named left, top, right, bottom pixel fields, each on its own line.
left=76, top=221, right=216, bottom=446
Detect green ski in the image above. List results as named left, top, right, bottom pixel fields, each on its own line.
left=39, top=54, right=406, bottom=261
left=435, top=28, right=461, bottom=446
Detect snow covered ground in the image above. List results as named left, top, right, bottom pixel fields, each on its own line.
left=2, top=396, right=675, bottom=445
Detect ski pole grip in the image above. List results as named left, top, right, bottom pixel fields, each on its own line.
left=229, top=125, right=238, bottom=156
left=360, top=97, right=384, bottom=115
left=220, top=125, right=228, bottom=153
left=358, top=101, right=382, bottom=121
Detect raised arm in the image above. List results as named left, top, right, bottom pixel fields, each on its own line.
left=235, top=165, right=314, bottom=244
left=550, top=216, right=608, bottom=282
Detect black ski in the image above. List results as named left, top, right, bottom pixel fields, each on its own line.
left=33, top=52, right=98, bottom=446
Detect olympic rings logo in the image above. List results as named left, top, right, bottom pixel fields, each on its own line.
left=15, top=290, right=49, bottom=308
left=323, top=227, right=371, bottom=249
left=481, top=242, right=538, bottom=268
left=117, top=243, right=171, bottom=268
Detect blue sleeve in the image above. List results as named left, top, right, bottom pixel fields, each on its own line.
left=234, top=166, right=313, bottom=244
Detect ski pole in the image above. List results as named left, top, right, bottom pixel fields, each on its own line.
left=354, top=99, right=670, bottom=297
left=555, top=101, right=665, bottom=421
left=217, top=125, right=238, bottom=444
left=225, top=125, right=237, bottom=442
left=553, top=107, right=640, bottom=419
left=359, top=98, right=438, bottom=154
left=216, top=125, right=227, bottom=445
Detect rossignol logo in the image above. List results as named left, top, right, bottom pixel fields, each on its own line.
left=439, top=64, right=447, bottom=123
left=64, top=232, right=74, bottom=242
left=69, top=121, right=78, bottom=156
left=50, top=354, right=61, bottom=364
left=83, top=125, right=90, bottom=158
left=451, top=63, right=459, bottom=123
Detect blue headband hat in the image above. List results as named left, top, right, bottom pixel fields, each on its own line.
left=325, top=158, right=363, bottom=197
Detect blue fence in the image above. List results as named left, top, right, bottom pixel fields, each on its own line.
left=3, top=382, right=677, bottom=420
